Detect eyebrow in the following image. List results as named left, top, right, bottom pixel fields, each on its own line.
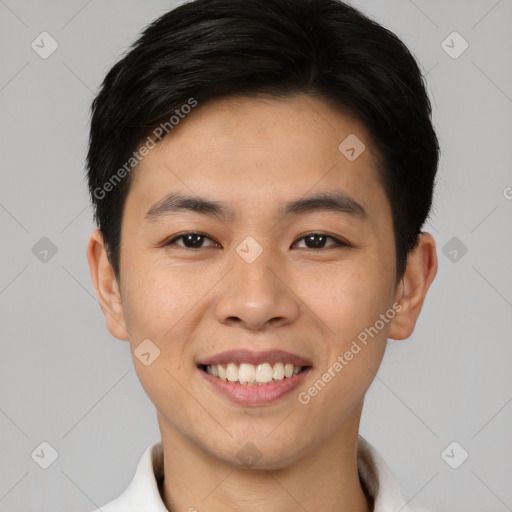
left=144, top=190, right=368, bottom=223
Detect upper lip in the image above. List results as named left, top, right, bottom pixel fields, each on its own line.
left=198, top=349, right=313, bottom=367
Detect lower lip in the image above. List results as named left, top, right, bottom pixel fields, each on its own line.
left=198, top=367, right=311, bottom=406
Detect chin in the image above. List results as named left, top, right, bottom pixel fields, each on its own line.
left=206, top=431, right=310, bottom=470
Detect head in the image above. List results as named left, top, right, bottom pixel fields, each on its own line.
left=87, top=0, right=438, bottom=468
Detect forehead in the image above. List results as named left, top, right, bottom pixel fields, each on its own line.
left=126, top=94, right=390, bottom=226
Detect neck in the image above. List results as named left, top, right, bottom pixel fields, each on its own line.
left=158, top=406, right=372, bottom=512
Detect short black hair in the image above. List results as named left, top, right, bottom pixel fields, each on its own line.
left=86, top=0, right=439, bottom=286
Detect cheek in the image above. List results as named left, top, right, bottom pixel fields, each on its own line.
left=299, top=281, right=390, bottom=423
left=311, top=259, right=392, bottom=335
left=122, top=272, right=197, bottom=405
left=121, top=258, right=200, bottom=337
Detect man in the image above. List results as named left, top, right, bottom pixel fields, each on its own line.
left=86, top=0, right=439, bottom=510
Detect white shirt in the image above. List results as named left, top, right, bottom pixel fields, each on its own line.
left=89, top=436, right=435, bottom=512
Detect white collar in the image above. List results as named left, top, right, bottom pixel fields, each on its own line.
left=93, top=435, right=434, bottom=512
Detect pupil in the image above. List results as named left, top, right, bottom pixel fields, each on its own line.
left=306, top=234, right=326, bottom=248
left=186, top=234, right=203, bottom=248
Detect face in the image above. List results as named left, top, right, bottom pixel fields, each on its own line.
left=88, top=94, right=435, bottom=468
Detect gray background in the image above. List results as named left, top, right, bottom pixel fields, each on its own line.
left=0, top=0, right=511, bottom=511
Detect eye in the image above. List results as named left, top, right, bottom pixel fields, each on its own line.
left=293, top=232, right=349, bottom=249
left=163, top=232, right=220, bottom=249
left=162, top=231, right=350, bottom=250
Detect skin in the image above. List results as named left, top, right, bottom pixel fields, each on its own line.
left=87, top=94, right=437, bottom=512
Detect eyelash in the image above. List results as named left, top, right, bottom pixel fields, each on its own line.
left=162, top=231, right=350, bottom=250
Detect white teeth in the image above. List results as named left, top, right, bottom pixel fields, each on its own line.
left=238, top=363, right=256, bottom=384
left=255, top=363, right=273, bottom=383
left=204, top=362, right=305, bottom=384
left=284, top=363, right=294, bottom=378
left=272, top=362, right=285, bottom=380
left=226, top=363, right=238, bottom=382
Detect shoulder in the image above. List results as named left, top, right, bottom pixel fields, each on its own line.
left=400, top=495, right=438, bottom=512
left=86, top=493, right=133, bottom=512
left=84, top=441, right=165, bottom=512
left=357, top=435, right=439, bottom=512
left=401, top=500, right=438, bottom=512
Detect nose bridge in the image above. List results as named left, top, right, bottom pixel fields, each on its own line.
left=236, top=239, right=278, bottom=288
left=233, top=236, right=282, bottom=300
left=214, top=236, right=299, bottom=328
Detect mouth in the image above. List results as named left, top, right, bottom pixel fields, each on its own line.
left=196, top=349, right=313, bottom=406
left=198, top=362, right=311, bottom=385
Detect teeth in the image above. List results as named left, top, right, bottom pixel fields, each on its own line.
left=204, top=362, right=305, bottom=384
left=272, top=362, right=285, bottom=380
left=226, top=363, right=238, bottom=382
left=256, top=363, right=273, bottom=383
left=238, top=363, right=256, bottom=384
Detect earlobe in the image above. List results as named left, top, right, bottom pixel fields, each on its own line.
left=388, top=232, right=438, bottom=341
left=86, top=229, right=129, bottom=341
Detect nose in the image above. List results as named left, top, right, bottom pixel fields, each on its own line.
left=214, top=244, right=300, bottom=331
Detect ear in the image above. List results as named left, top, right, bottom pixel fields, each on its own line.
left=86, top=229, right=129, bottom=341
left=388, top=232, right=438, bottom=340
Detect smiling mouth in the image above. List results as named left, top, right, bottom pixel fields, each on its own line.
left=198, top=362, right=311, bottom=385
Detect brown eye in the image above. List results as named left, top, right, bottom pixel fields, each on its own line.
left=293, top=233, right=348, bottom=249
left=162, top=231, right=349, bottom=250
left=164, top=232, right=219, bottom=249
